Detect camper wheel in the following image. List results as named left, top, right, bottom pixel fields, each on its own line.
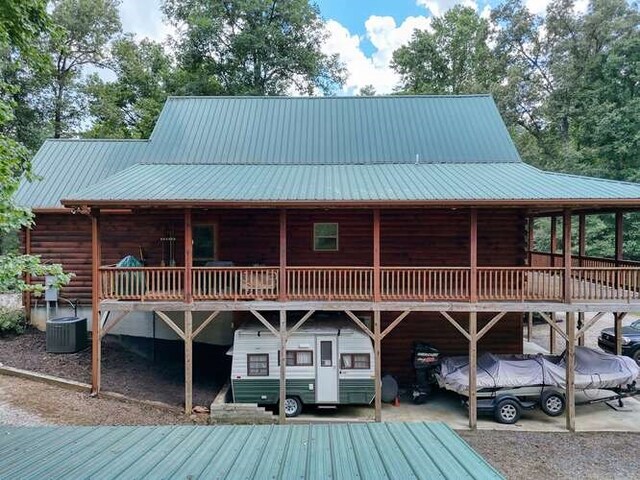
left=283, top=396, right=302, bottom=417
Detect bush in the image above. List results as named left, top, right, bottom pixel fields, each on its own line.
left=0, top=307, right=26, bottom=335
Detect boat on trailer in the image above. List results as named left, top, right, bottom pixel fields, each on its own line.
left=436, top=346, right=640, bottom=423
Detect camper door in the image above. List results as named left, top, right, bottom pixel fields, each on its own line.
left=315, top=336, right=338, bottom=402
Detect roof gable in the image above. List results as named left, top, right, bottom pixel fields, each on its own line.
left=143, top=95, right=522, bottom=165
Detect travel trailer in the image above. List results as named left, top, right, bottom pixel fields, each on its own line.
left=230, top=318, right=375, bottom=417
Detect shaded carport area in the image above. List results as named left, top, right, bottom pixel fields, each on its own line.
left=0, top=422, right=503, bottom=480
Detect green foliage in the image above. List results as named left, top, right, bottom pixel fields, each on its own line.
left=0, top=0, right=72, bottom=295
left=45, top=0, right=123, bottom=137
left=163, top=0, right=345, bottom=95
left=84, top=36, right=172, bottom=138
left=391, top=6, right=497, bottom=94
left=0, top=306, right=26, bottom=335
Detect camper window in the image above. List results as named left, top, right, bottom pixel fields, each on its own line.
left=278, top=350, right=313, bottom=366
left=247, top=354, right=269, bottom=376
left=340, top=353, right=371, bottom=369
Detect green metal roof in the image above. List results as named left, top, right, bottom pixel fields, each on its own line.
left=63, top=162, right=640, bottom=205
left=15, top=139, right=147, bottom=208
left=0, top=423, right=503, bottom=479
left=143, top=95, right=521, bottom=165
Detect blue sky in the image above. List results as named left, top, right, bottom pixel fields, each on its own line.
left=118, top=0, right=555, bottom=94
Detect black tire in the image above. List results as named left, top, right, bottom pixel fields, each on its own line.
left=494, top=398, right=521, bottom=424
left=283, top=396, right=302, bottom=417
left=540, top=390, right=565, bottom=417
left=632, top=349, right=640, bottom=367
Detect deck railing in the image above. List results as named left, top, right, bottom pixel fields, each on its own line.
left=287, top=267, right=373, bottom=300
left=98, top=265, right=640, bottom=303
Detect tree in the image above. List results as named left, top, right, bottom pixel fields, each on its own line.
left=84, top=36, right=173, bottom=139
left=163, top=0, right=345, bottom=95
left=0, top=0, right=72, bottom=293
left=358, top=85, right=376, bottom=96
left=45, top=0, right=122, bottom=137
left=391, top=6, right=497, bottom=95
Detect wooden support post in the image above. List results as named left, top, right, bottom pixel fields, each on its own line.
left=373, top=209, right=381, bottom=302
left=470, top=208, right=478, bottom=303
left=91, top=211, right=102, bottom=396
left=279, top=310, right=287, bottom=424
left=468, top=312, right=478, bottom=430
left=528, top=217, right=534, bottom=266
left=184, top=208, right=193, bottom=303
left=578, top=214, right=586, bottom=266
left=550, top=216, right=558, bottom=265
left=577, top=312, right=585, bottom=347
left=279, top=209, right=287, bottom=301
left=374, top=310, right=382, bottom=422
left=549, top=312, right=556, bottom=354
left=527, top=312, right=533, bottom=342
left=615, top=312, right=623, bottom=356
left=23, top=227, right=32, bottom=323
left=565, top=311, right=576, bottom=432
left=563, top=209, right=572, bottom=303
left=184, top=311, right=193, bottom=414
left=615, top=211, right=624, bottom=266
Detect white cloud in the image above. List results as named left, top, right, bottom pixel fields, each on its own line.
left=417, top=0, right=478, bottom=17
left=119, top=0, right=175, bottom=43
left=323, top=16, right=432, bottom=94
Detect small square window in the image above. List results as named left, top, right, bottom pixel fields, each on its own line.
left=247, top=354, right=269, bottom=376
left=314, top=223, right=338, bottom=251
left=340, top=353, right=370, bottom=369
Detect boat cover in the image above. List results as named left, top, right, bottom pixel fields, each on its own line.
left=438, top=347, right=640, bottom=395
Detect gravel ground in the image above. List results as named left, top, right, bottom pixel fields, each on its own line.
left=0, top=328, right=229, bottom=408
left=0, top=375, right=199, bottom=426
left=459, top=430, right=640, bottom=480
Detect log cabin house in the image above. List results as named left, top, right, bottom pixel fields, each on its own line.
left=15, top=95, right=640, bottom=429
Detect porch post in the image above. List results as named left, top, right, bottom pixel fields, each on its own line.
left=550, top=216, right=558, bottom=265
left=565, top=311, right=576, bottom=432
left=279, top=209, right=287, bottom=301
left=184, top=310, right=193, bottom=414
left=373, top=209, right=381, bottom=302
left=373, top=309, right=382, bottom=422
left=469, top=208, right=478, bottom=303
left=563, top=209, right=572, bottom=303
left=549, top=312, right=556, bottom=354
left=23, top=227, right=31, bottom=324
left=468, top=312, right=478, bottom=429
left=91, top=210, right=102, bottom=395
left=615, top=312, right=623, bottom=356
left=615, top=211, right=624, bottom=266
left=527, top=217, right=534, bottom=265
left=279, top=310, right=287, bottom=424
left=184, top=208, right=193, bottom=303
left=578, top=214, right=586, bottom=265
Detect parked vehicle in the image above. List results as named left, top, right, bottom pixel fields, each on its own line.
left=229, top=318, right=375, bottom=417
left=598, top=319, right=640, bottom=366
left=411, top=342, right=441, bottom=404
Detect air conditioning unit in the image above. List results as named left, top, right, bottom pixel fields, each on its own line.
left=46, top=317, right=88, bottom=353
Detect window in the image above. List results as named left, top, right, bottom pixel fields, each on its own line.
left=247, top=354, right=269, bottom=376
left=193, top=224, right=216, bottom=266
left=320, top=340, right=333, bottom=366
left=278, top=350, right=314, bottom=366
left=340, top=353, right=371, bottom=369
left=313, top=223, right=339, bottom=251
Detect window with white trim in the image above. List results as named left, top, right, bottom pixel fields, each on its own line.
left=313, top=223, right=339, bottom=251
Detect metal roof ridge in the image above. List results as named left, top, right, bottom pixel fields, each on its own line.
left=164, top=94, right=494, bottom=100
left=136, top=160, right=523, bottom=167
left=41, top=138, right=150, bottom=143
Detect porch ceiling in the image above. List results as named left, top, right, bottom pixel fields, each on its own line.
left=62, top=162, right=640, bottom=207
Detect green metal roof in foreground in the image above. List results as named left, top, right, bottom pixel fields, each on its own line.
left=143, top=95, right=521, bottom=165
left=0, top=422, right=503, bottom=479
left=63, top=162, right=640, bottom=205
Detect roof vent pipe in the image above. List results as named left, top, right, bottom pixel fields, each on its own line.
left=415, top=153, right=420, bottom=165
